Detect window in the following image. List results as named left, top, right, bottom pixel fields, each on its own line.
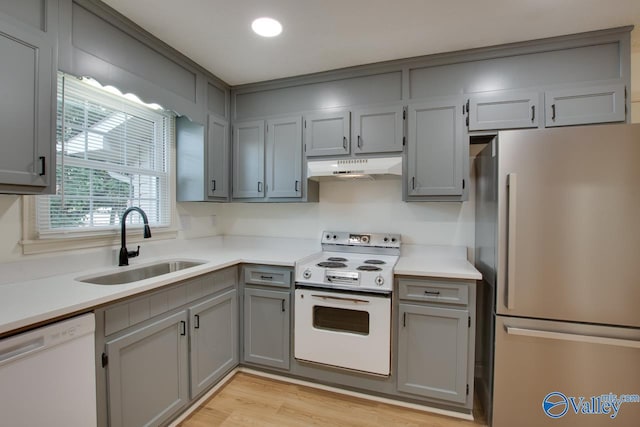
left=35, top=73, right=174, bottom=237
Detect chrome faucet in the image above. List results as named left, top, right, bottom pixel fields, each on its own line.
left=119, top=207, right=152, bottom=266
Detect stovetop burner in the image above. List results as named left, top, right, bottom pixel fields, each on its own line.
left=327, top=257, right=348, bottom=262
left=357, top=265, right=383, bottom=271
left=364, top=259, right=385, bottom=265
left=317, top=261, right=347, bottom=268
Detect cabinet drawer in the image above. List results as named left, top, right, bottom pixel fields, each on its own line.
left=398, top=278, right=468, bottom=306
left=244, top=266, right=292, bottom=288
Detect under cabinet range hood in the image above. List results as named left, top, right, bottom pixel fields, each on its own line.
left=307, top=157, right=402, bottom=181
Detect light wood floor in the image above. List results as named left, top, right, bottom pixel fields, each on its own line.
left=179, top=373, right=487, bottom=427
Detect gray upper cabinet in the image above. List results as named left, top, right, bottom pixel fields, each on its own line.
left=266, top=116, right=303, bottom=198
left=304, top=110, right=350, bottom=156
left=544, top=83, right=626, bottom=127
left=407, top=97, right=464, bottom=197
left=233, top=120, right=265, bottom=198
left=397, top=303, right=469, bottom=404
left=352, top=105, right=404, bottom=154
left=467, top=90, right=539, bottom=131
left=207, top=114, right=230, bottom=199
left=189, top=289, right=238, bottom=398
left=105, top=310, right=189, bottom=427
left=243, top=287, right=290, bottom=370
left=0, top=10, right=55, bottom=194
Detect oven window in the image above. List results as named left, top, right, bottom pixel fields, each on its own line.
left=312, top=306, right=370, bottom=335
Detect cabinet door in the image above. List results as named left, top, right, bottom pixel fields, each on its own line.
left=105, top=311, right=189, bottom=427
left=0, top=15, right=54, bottom=192
left=232, top=120, right=265, bottom=198
left=397, top=304, right=469, bottom=403
left=352, top=105, right=404, bottom=154
left=304, top=110, right=350, bottom=156
left=207, top=114, right=229, bottom=198
left=544, top=83, right=625, bottom=127
left=407, top=97, right=464, bottom=196
left=243, top=288, right=290, bottom=370
left=467, top=90, right=539, bottom=130
left=266, top=116, right=302, bottom=198
left=189, top=289, right=238, bottom=398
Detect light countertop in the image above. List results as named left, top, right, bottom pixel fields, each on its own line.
left=0, top=236, right=480, bottom=336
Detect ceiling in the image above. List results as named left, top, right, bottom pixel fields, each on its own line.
left=103, top=0, right=640, bottom=89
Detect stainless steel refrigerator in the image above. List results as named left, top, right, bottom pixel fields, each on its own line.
left=475, top=124, right=640, bottom=427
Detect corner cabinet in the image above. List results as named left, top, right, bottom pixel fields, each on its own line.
left=0, top=8, right=56, bottom=194
left=406, top=97, right=465, bottom=200
left=233, top=116, right=307, bottom=201
left=189, top=289, right=238, bottom=397
left=233, top=120, right=265, bottom=198
left=304, top=110, right=350, bottom=156
left=396, top=277, right=476, bottom=406
left=105, top=311, right=190, bottom=427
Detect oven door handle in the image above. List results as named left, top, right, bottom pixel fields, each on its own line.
left=311, top=294, right=370, bottom=304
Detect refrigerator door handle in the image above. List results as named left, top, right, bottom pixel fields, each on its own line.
left=506, top=326, right=640, bottom=349
left=506, top=173, right=517, bottom=309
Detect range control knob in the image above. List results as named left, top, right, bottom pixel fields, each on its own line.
left=361, top=235, right=370, bottom=243
left=383, top=237, right=389, bottom=242
left=375, top=275, right=385, bottom=286
left=303, top=269, right=312, bottom=279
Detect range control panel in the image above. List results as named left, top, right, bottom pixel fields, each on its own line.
left=321, top=231, right=401, bottom=249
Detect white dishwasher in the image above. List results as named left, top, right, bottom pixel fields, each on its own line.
left=0, top=313, right=97, bottom=427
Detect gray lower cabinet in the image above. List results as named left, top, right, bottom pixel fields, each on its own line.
left=243, top=287, right=290, bottom=369
left=266, top=116, right=303, bottom=198
left=189, top=289, right=238, bottom=398
left=406, top=96, right=465, bottom=198
left=233, top=120, right=265, bottom=198
left=207, top=114, right=230, bottom=199
left=304, top=110, right=350, bottom=156
left=0, top=11, right=55, bottom=194
left=544, top=83, right=626, bottom=127
left=467, top=89, right=539, bottom=131
left=105, top=310, right=189, bottom=427
left=397, top=304, right=469, bottom=404
left=352, top=105, right=404, bottom=154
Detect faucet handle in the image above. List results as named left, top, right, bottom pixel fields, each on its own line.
left=127, top=245, right=141, bottom=258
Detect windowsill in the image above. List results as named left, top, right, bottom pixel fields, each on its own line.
left=21, top=228, right=179, bottom=255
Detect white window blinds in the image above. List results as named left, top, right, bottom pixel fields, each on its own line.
left=36, top=74, right=173, bottom=235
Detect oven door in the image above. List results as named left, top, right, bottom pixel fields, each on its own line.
left=294, top=287, right=391, bottom=376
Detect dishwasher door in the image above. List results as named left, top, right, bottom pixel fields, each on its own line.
left=0, top=313, right=96, bottom=427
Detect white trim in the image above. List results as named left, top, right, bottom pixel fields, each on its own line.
left=170, top=367, right=475, bottom=424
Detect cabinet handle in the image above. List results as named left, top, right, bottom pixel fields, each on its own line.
left=551, top=104, right=556, bottom=121
left=258, top=181, right=263, bottom=192
left=281, top=299, right=286, bottom=312
left=39, top=156, right=46, bottom=176
left=343, top=136, right=347, bottom=150
left=424, top=290, right=440, bottom=296
left=260, top=275, right=273, bottom=280
left=403, top=312, right=406, bottom=328
left=357, top=135, right=362, bottom=149
left=506, top=173, right=517, bottom=310
left=194, top=315, right=200, bottom=329
left=211, top=179, right=216, bottom=192
left=531, top=105, right=535, bottom=122
left=411, top=177, right=416, bottom=190
left=179, top=320, right=186, bottom=336
left=295, top=180, right=300, bottom=192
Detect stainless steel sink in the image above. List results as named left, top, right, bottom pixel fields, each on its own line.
left=78, top=260, right=206, bottom=285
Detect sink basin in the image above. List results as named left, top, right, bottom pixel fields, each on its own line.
left=78, top=260, right=206, bottom=285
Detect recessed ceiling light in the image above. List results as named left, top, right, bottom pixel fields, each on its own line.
left=251, top=17, right=282, bottom=37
